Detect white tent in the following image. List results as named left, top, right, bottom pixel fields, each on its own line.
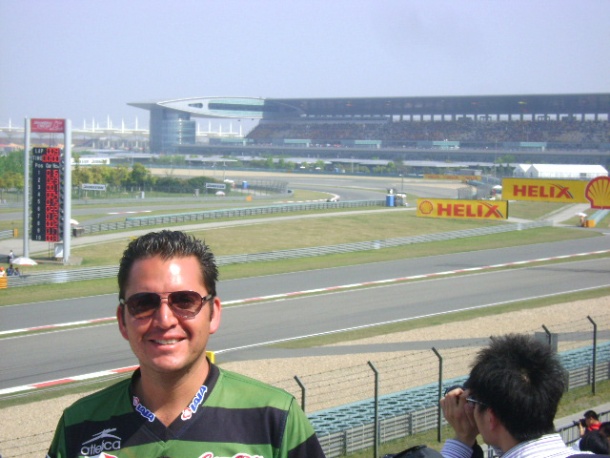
left=518, top=164, right=608, bottom=180
left=513, top=164, right=531, bottom=177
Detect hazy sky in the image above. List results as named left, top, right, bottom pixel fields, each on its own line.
left=1, top=0, right=609, bottom=130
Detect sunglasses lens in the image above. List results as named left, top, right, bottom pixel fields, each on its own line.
left=126, top=292, right=161, bottom=318
left=168, top=291, right=202, bottom=316
left=124, top=291, right=208, bottom=319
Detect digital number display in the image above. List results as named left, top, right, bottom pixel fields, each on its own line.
left=31, top=147, right=63, bottom=242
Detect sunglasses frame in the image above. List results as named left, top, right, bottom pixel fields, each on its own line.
left=466, top=396, right=487, bottom=408
left=120, top=290, right=214, bottom=319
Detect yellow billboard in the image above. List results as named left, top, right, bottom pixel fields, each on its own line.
left=502, top=176, right=610, bottom=209
left=416, top=198, right=508, bottom=220
left=502, top=178, right=588, bottom=203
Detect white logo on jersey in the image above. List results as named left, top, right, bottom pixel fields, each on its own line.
left=80, top=428, right=122, bottom=456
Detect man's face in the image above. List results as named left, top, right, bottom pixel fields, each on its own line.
left=117, top=255, right=221, bottom=377
left=585, top=416, right=598, bottom=427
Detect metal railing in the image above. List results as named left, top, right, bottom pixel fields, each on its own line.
left=0, top=229, right=13, bottom=241
left=5, top=220, right=553, bottom=288
left=285, top=315, right=610, bottom=457
left=78, top=199, right=386, bottom=235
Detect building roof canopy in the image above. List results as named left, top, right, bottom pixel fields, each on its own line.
left=130, top=93, right=610, bottom=119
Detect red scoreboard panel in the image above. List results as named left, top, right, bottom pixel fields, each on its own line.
left=31, top=147, right=63, bottom=242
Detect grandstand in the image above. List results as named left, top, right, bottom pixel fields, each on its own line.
left=130, top=93, right=610, bottom=166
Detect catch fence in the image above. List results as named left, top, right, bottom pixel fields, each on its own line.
left=5, top=220, right=552, bottom=288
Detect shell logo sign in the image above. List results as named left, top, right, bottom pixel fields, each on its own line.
left=585, top=176, right=610, bottom=209
left=416, top=199, right=508, bottom=220
left=502, top=177, right=610, bottom=208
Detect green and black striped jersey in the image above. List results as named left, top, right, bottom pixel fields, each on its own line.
left=47, top=363, right=325, bottom=458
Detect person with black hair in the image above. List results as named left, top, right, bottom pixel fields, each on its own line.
left=47, top=230, right=325, bottom=458
left=440, top=333, right=575, bottom=458
left=579, top=411, right=603, bottom=437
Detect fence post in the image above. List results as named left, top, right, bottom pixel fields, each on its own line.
left=368, top=361, right=379, bottom=458
left=432, top=347, right=443, bottom=443
left=542, top=324, right=552, bottom=346
left=294, top=375, right=306, bottom=412
left=587, top=316, right=598, bottom=395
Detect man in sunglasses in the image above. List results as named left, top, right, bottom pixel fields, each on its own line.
left=47, top=230, right=326, bottom=458
left=439, top=333, right=578, bottom=458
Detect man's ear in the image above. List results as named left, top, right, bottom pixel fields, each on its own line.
left=487, top=408, right=502, bottom=432
left=209, top=297, right=222, bottom=335
left=117, top=305, right=129, bottom=340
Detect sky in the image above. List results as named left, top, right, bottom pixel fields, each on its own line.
left=1, top=0, right=609, bottom=132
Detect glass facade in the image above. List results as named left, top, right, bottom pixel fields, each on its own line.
left=150, top=107, right=196, bottom=153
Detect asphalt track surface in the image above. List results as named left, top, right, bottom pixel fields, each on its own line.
left=1, top=173, right=608, bottom=392
left=2, top=236, right=610, bottom=391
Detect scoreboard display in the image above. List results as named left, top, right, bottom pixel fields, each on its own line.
left=31, top=147, right=63, bottom=242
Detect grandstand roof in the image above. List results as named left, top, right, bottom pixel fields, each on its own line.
left=273, top=93, right=610, bottom=118
left=130, top=93, right=610, bottom=119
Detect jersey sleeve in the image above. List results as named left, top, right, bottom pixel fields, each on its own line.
left=46, top=413, right=68, bottom=458
left=281, top=398, right=326, bottom=458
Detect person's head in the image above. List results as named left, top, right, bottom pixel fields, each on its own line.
left=118, top=230, right=218, bottom=303
left=584, top=410, right=601, bottom=427
left=464, top=333, right=567, bottom=444
left=579, top=431, right=610, bottom=454
left=116, top=230, right=221, bottom=376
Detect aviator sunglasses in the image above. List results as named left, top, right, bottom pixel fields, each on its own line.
left=120, top=290, right=214, bottom=319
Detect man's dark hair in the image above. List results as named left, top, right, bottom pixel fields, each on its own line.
left=118, top=230, right=218, bottom=302
left=585, top=410, right=600, bottom=421
left=464, top=333, right=567, bottom=443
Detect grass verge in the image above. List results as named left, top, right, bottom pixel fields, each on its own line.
left=0, top=225, right=602, bottom=306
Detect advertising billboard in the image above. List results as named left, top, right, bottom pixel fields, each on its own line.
left=416, top=198, right=508, bottom=220
left=502, top=177, right=610, bottom=209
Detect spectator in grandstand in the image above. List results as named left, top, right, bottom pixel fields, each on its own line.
left=47, top=230, right=325, bottom=458
left=578, top=431, right=610, bottom=455
left=440, top=333, right=574, bottom=458
left=579, top=410, right=603, bottom=436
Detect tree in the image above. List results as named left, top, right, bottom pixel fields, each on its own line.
left=0, top=171, right=24, bottom=190
left=0, top=150, right=24, bottom=175
left=129, top=163, right=154, bottom=189
left=110, top=166, right=131, bottom=188
left=0, top=150, right=25, bottom=190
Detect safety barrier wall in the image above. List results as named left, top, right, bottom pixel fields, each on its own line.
left=5, top=220, right=552, bottom=288
left=81, top=199, right=386, bottom=234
